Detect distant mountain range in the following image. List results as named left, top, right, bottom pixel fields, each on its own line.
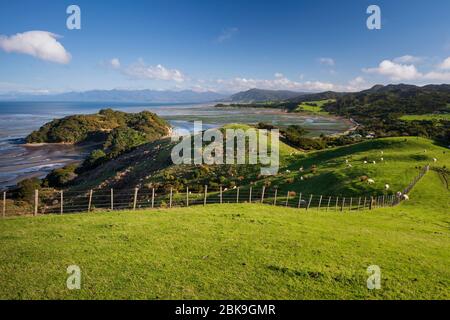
left=2, top=84, right=450, bottom=105
left=228, top=88, right=307, bottom=102
left=0, top=89, right=228, bottom=103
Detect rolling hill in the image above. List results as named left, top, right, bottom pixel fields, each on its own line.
left=0, top=164, right=448, bottom=299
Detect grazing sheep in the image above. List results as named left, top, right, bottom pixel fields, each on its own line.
left=372, top=161, right=376, bottom=164
left=345, top=159, right=349, bottom=164
left=299, top=166, right=304, bottom=172
left=367, top=179, right=375, bottom=184
left=300, top=176, right=304, bottom=181
left=402, top=194, right=410, bottom=201
left=380, top=157, right=384, bottom=161
left=396, top=191, right=402, bottom=198
left=385, top=184, right=390, bottom=190
left=286, top=170, right=291, bottom=173
left=347, top=164, right=353, bottom=168
left=364, top=161, right=368, bottom=164
left=381, top=151, right=384, bottom=155
left=433, top=158, right=438, bottom=162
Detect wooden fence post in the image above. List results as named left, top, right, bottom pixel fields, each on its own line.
left=60, top=190, right=64, bottom=215
left=335, top=196, right=339, bottom=212
left=273, top=189, right=278, bottom=206
left=318, top=195, right=323, bottom=211
left=358, top=197, right=361, bottom=211
left=133, top=188, right=139, bottom=210
left=306, top=194, right=313, bottom=211
left=341, top=197, right=345, bottom=212
left=220, top=186, right=223, bottom=204
left=151, top=188, right=155, bottom=208
left=169, top=188, right=173, bottom=208
left=110, top=188, right=114, bottom=211
left=326, top=196, right=331, bottom=212
left=297, top=193, right=302, bottom=209
left=2, top=191, right=6, bottom=218
left=261, top=186, right=265, bottom=204
left=249, top=187, right=252, bottom=203
left=88, top=190, right=93, bottom=212
left=363, top=197, right=367, bottom=210
left=203, top=185, right=207, bottom=206
left=349, top=197, right=353, bottom=211
left=285, top=191, right=290, bottom=207
left=236, top=187, right=240, bottom=203
left=186, top=187, right=189, bottom=207
left=34, top=189, right=39, bottom=216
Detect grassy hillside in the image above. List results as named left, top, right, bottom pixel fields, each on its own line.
left=64, top=135, right=449, bottom=199
left=0, top=170, right=448, bottom=300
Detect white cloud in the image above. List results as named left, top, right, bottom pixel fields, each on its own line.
left=215, top=75, right=338, bottom=92
left=347, top=76, right=367, bottom=91
left=124, top=59, right=186, bottom=82
left=423, top=71, right=450, bottom=81
left=438, top=57, right=450, bottom=70
left=318, top=57, right=335, bottom=66
left=216, top=27, right=239, bottom=43
left=274, top=72, right=284, bottom=78
left=393, top=55, right=423, bottom=64
left=0, top=31, right=71, bottom=64
left=109, top=58, right=121, bottom=69
left=364, top=60, right=422, bottom=81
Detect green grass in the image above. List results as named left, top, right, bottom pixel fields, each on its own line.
left=263, top=136, right=450, bottom=197
left=0, top=168, right=448, bottom=300
left=295, top=99, right=335, bottom=115
left=400, top=114, right=450, bottom=121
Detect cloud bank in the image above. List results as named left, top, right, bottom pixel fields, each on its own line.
left=0, top=31, right=71, bottom=64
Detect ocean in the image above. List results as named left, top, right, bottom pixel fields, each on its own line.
left=0, top=101, right=351, bottom=189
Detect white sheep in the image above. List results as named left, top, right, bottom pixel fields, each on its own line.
left=347, top=164, right=353, bottom=168
left=300, top=176, right=304, bottom=181
left=396, top=191, right=403, bottom=198
left=385, top=184, right=390, bottom=190
left=364, top=161, right=368, bottom=164
left=380, top=157, right=384, bottom=161
left=299, top=167, right=304, bottom=172
left=367, top=179, right=375, bottom=184
left=372, top=161, right=376, bottom=164
left=402, top=194, right=410, bottom=201
left=381, top=151, right=384, bottom=155
left=433, top=158, right=438, bottom=162
left=345, top=159, right=349, bottom=164
left=286, top=170, right=291, bottom=173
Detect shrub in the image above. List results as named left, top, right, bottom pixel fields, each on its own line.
left=17, top=178, right=42, bottom=203
left=45, top=164, right=78, bottom=188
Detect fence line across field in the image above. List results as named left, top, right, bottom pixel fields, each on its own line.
left=0, top=165, right=430, bottom=217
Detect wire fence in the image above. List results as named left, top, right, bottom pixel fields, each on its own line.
left=0, top=165, right=430, bottom=218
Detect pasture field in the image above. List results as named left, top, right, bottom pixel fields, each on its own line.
left=295, top=99, right=335, bottom=115
left=400, top=114, right=450, bottom=121
left=0, top=168, right=448, bottom=300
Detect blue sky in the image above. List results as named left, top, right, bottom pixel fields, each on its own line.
left=1, top=0, right=450, bottom=94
